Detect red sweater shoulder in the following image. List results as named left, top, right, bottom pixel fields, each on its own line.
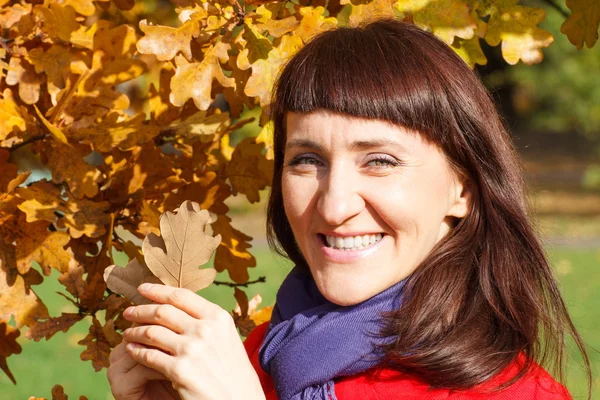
left=244, top=323, right=571, bottom=400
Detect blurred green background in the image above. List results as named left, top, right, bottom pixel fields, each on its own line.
left=2, top=1, right=599, bottom=399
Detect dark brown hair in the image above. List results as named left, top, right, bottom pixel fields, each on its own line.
left=266, top=19, right=590, bottom=395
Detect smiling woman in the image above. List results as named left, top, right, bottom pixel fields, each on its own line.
left=106, top=18, right=591, bottom=400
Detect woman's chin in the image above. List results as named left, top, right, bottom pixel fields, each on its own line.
left=312, top=275, right=378, bottom=306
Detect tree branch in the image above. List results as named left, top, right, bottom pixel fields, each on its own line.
left=213, top=276, right=266, bottom=287
left=7, top=134, right=47, bottom=152
left=541, top=0, right=569, bottom=18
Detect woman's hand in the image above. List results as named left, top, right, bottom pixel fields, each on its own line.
left=118, top=283, right=265, bottom=400
left=107, top=334, right=181, bottom=400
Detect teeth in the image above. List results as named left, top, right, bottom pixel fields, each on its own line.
left=324, top=233, right=383, bottom=250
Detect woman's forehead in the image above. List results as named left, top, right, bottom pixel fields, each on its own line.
left=284, top=111, right=434, bottom=154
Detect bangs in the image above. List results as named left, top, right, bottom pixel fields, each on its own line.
left=273, top=19, right=461, bottom=144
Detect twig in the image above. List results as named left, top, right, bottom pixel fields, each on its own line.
left=8, top=134, right=47, bottom=152
left=541, top=0, right=569, bottom=18
left=213, top=276, right=266, bottom=287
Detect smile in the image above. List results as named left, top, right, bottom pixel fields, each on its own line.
left=316, top=233, right=386, bottom=263
left=323, top=233, right=384, bottom=250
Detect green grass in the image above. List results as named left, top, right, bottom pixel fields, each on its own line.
left=1, top=246, right=598, bottom=399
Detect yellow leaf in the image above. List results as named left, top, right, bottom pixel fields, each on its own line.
left=244, top=33, right=303, bottom=107
left=484, top=1, right=553, bottom=65
left=171, top=111, right=231, bottom=139
left=141, top=201, right=221, bottom=292
left=295, top=6, right=338, bottom=43
left=451, top=37, right=487, bottom=68
left=239, top=21, right=274, bottom=66
left=256, top=120, right=274, bottom=160
left=0, top=266, right=49, bottom=329
left=148, top=63, right=180, bottom=125
left=137, top=19, right=198, bottom=61
left=226, top=137, right=274, bottom=203
left=35, top=141, right=101, bottom=199
left=69, top=112, right=160, bottom=152
left=63, top=0, right=96, bottom=17
left=5, top=56, right=43, bottom=105
left=398, top=0, right=476, bottom=45
left=37, top=3, right=80, bottom=43
left=170, top=42, right=235, bottom=110
left=212, top=214, right=256, bottom=283
left=255, top=4, right=300, bottom=37
left=14, top=219, right=72, bottom=275
left=163, top=171, right=232, bottom=215
left=27, top=45, right=71, bottom=104
left=0, top=89, right=27, bottom=141
left=34, top=105, right=71, bottom=146
left=561, top=0, right=600, bottom=49
left=93, top=21, right=138, bottom=58
left=346, top=0, right=399, bottom=27
left=17, top=180, right=110, bottom=238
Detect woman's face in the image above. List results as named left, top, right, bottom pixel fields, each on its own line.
left=282, top=110, right=469, bottom=306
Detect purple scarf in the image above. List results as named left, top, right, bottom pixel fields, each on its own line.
left=258, top=267, right=406, bottom=400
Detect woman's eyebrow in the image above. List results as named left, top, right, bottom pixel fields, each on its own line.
left=286, top=138, right=408, bottom=152
left=285, top=139, right=323, bottom=151
left=349, top=139, right=408, bottom=152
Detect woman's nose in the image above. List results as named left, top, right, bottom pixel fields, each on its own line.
left=316, top=168, right=365, bottom=226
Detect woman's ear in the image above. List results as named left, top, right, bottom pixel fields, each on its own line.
left=447, top=178, right=471, bottom=219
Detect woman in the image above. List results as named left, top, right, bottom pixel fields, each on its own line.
left=107, top=19, right=590, bottom=400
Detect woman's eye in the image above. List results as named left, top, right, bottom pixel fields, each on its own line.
left=366, top=156, right=399, bottom=168
left=288, top=155, right=322, bottom=167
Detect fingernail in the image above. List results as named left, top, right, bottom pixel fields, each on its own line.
left=138, top=283, right=152, bottom=292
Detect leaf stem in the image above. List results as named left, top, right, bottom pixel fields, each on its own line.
left=7, top=134, right=47, bottom=152
left=541, top=0, right=569, bottom=18
left=213, top=276, right=266, bottom=287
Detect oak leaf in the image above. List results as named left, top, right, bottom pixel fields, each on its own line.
left=142, top=201, right=220, bottom=291
left=255, top=4, right=300, bottom=37
left=244, top=33, right=303, bottom=107
left=346, top=0, right=399, bottom=28
left=14, top=219, right=72, bottom=275
left=5, top=56, right=43, bottom=105
left=78, top=317, right=111, bottom=371
left=226, top=137, right=274, bottom=203
left=0, top=89, right=28, bottom=143
left=295, top=6, right=337, bottom=43
left=400, top=0, right=476, bottom=45
left=170, top=42, right=236, bottom=110
left=36, top=3, right=81, bottom=43
left=25, top=313, right=84, bottom=342
left=484, top=1, right=553, bottom=65
left=0, top=322, right=21, bottom=384
left=561, top=0, right=600, bottom=49
left=212, top=214, right=256, bottom=283
left=137, top=19, right=198, bottom=61
left=0, top=265, right=49, bottom=329
left=103, top=258, right=162, bottom=305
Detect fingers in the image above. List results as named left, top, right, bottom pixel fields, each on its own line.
left=137, top=283, right=222, bottom=319
left=124, top=303, right=191, bottom=334
left=124, top=325, right=183, bottom=355
left=126, top=342, right=176, bottom=381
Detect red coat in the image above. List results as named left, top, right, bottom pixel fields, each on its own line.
left=244, top=323, right=571, bottom=400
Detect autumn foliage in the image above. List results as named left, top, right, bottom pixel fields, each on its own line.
left=0, top=0, right=597, bottom=397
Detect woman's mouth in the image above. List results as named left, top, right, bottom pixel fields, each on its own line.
left=321, top=233, right=384, bottom=250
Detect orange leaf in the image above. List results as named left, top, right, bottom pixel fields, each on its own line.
left=0, top=266, right=49, bottom=329
left=212, top=214, right=256, bottom=283
left=137, top=18, right=198, bottom=61
left=0, top=322, right=21, bottom=384
left=226, top=137, right=273, bottom=203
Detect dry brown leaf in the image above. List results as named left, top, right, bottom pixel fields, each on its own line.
left=103, top=258, right=161, bottom=305
left=78, top=317, right=111, bottom=371
left=104, top=201, right=220, bottom=304
left=25, top=313, right=84, bottom=342
left=143, top=201, right=220, bottom=291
